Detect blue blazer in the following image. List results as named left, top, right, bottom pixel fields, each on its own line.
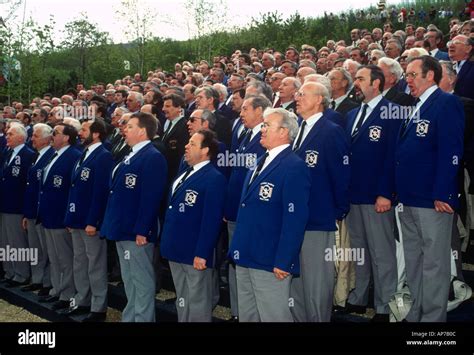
left=37, top=146, right=82, bottom=229
left=23, top=147, right=55, bottom=219
left=396, top=88, right=464, bottom=209
left=230, top=118, right=244, bottom=154
left=225, top=131, right=266, bottom=222
left=294, top=112, right=350, bottom=231
left=434, top=50, right=449, bottom=61
left=345, top=98, right=401, bottom=204
left=455, top=60, right=474, bottom=100
left=64, top=144, right=114, bottom=229
left=161, top=163, right=227, bottom=267
left=101, top=142, right=168, bottom=243
left=325, top=108, right=346, bottom=129
left=229, top=146, right=310, bottom=274
left=0, top=145, right=36, bottom=214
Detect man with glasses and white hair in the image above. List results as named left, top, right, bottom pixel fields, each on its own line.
left=229, top=107, right=310, bottom=322
left=290, top=82, right=350, bottom=322
left=378, top=57, right=415, bottom=106
left=0, top=123, right=36, bottom=287
left=448, top=35, right=474, bottom=100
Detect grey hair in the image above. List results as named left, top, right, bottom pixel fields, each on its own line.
left=8, top=122, right=27, bottom=140
left=199, top=109, right=217, bottom=130
left=245, top=81, right=273, bottom=101
left=246, top=95, right=272, bottom=112
left=304, top=74, right=332, bottom=97
left=263, top=107, right=299, bottom=142
left=262, top=53, right=275, bottom=65
left=439, top=60, right=457, bottom=81
left=370, top=49, right=386, bottom=59
left=387, top=39, right=403, bottom=52
left=63, top=117, right=82, bottom=132
left=213, top=83, right=228, bottom=100
left=312, top=82, right=331, bottom=109
left=329, top=67, right=353, bottom=93
left=33, top=123, right=53, bottom=139
left=129, top=91, right=144, bottom=105
left=378, top=57, right=404, bottom=82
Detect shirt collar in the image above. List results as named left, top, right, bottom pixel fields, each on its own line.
left=334, top=92, right=349, bottom=106
left=418, top=85, right=438, bottom=104
left=364, top=94, right=384, bottom=110
left=85, top=142, right=102, bottom=155
left=12, top=143, right=25, bottom=155
left=304, top=112, right=324, bottom=128
left=250, top=123, right=263, bottom=137
left=190, top=160, right=210, bottom=172
left=131, top=140, right=151, bottom=154
left=267, top=143, right=290, bottom=161
left=55, top=145, right=70, bottom=156
left=281, top=100, right=295, bottom=109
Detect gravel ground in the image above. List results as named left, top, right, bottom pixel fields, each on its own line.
left=0, top=299, right=47, bottom=322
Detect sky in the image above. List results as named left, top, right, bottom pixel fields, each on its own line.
left=3, top=0, right=403, bottom=43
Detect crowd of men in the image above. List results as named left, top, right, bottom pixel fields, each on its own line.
left=0, top=16, right=473, bottom=323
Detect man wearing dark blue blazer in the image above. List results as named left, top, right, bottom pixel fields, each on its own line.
left=224, top=95, right=269, bottom=320
left=22, top=124, right=55, bottom=296
left=161, top=129, right=226, bottom=322
left=342, top=65, right=400, bottom=322
left=396, top=56, right=464, bottom=322
left=64, top=120, right=113, bottom=322
left=101, top=112, right=168, bottom=322
left=229, top=108, right=311, bottom=322
left=37, top=123, right=81, bottom=311
left=290, top=82, right=350, bottom=322
left=0, top=124, right=36, bottom=286
left=426, top=29, right=450, bottom=61
left=449, top=35, right=474, bottom=100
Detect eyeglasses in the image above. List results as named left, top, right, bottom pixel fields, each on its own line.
left=447, top=40, right=468, bottom=46
left=52, top=130, right=63, bottom=136
left=188, top=116, right=201, bottom=123
left=405, top=71, right=421, bottom=79
left=295, top=91, right=308, bottom=98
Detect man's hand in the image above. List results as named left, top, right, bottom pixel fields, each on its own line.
left=193, top=257, right=207, bottom=271
left=22, top=218, right=28, bottom=230
left=375, top=196, right=391, bottom=213
left=136, top=235, right=148, bottom=246
left=273, top=267, right=290, bottom=280
left=434, top=200, right=454, bottom=214
left=85, top=225, right=97, bottom=237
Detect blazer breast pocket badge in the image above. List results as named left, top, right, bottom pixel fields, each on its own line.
left=169, top=139, right=177, bottom=150
left=259, top=182, right=274, bottom=202
left=80, top=167, right=91, bottom=181
left=125, top=173, right=137, bottom=189
left=305, top=150, right=319, bottom=168
left=11, top=165, right=20, bottom=177
left=184, top=189, right=198, bottom=207
left=416, top=120, right=430, bottom=137
left=369, top=126, right=382, bottom=142
left=53, top=175, right=63, bottom=188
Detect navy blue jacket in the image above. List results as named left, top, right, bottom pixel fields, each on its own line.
left=294, top=112, right=350, bottom=231
left=0, top=145, right=36, bottom=214
left=64, top=144, right=114, bottom=229
left=161, top=163, right=226, bottom=267
left=396, top=88, right=464, bottom=208
left=455, top=60, right=474, bottom=100
left=101, top=142, right=168, bottom=243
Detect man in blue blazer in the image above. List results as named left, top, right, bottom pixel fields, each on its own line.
left=0, top=123, right=36, bottom=286
left=449, top=35, right=474, bottom=100
left=22, top=123, right=55, bottom=296
left=101, top=112, right=168, bottom=322
left=229, top=108, right=311, bottom=322
left=37, top=123, right=81, bottom=311
left=161, top=129, right=226, bottom=322
left=426, top=29, right=449, bottom=61
left=291, top=82, right=350, bottom=322
left=342, top=65, right=400, bottom=322
left=64, top=119, right=113, bottom=322
left=224, top=95, right=269, bottom=320
left=396, top=56, right=464, bottom=322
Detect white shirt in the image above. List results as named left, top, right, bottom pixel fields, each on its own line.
left=250, top=144, right=290, bottom=182
left=351, top=94, right=384, bottom=135
left=332, top=93, right=349, bottom=110
left=430, top=48, right=439, bottom=57
left=43, top=145, right=70, bottom=182
left=76, top=142, right=102, bottom=170
left=406, top=85, right=437, bottom=125
left=172, top=160, right=210, bottom=194
left=293, top=112, right=323, bottom=149
left=35, top=146, right=51, bottom=165
left=281, top=101, right=295, bottom=110
left=248, top=123, right=263, bottom=143
left=8, top=143, right=25, bottom=165
left=455, top=60, right=466, bottom=74
left=112, top=140, right=150, bottom=177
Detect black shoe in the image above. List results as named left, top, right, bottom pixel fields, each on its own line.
left=38, top=295, right=58, bottom=303
left=21, top=283, right=42, bottom=292
left=37, top=287, right=52, bottom=297
left=82, top=312, right=107, bottom=322
left=337, top=303, right=367, bottom=315
left=59, top=305, right=89, bottom=316
left=370, top=313, right=390, bottom=322
left=51, top=300, right=70, bottom=311
left=5, top=280, right=29, bottom=288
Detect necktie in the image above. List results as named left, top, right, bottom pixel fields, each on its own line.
left=293, top=121, right=307, bottom=151
left=237, top=128, right=248, bottom=145
left=78, top=148, right=89, bottom=166
left=352, top=104, right=369, bottom=138
left=173, top=166, right=194, bottom=196
left=32, top=151, right=40, bottom=165
left=43, top=152, right=58, bottom=182
left=249, top=152, right=268, bottom=186
left=273, top=97, right=282, bottom=108
left=3, top=149, right=13, bottom=168
left=400, top=98, right=420, bottom=135
left=330, top=100, right=336, bottom=110
left=240, top=130, right=253, bottom=151
left=162, top=122, right=173, bottom=141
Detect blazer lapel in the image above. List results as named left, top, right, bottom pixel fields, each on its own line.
left=296, top=115, right=326, bottom=153
left=170, top=163, right=212, bottom=202
left=352, top=100, right=384, bottom=144
left=401, top=88, right=441, bottom=139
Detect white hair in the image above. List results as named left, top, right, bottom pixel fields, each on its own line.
left=378, top=57, right=404, bottom=82
left=304, top=74, right=332, bottom=97
left=8, top=123, right=27, bottom=141
left=33, top=123, right=53, bottom=139
left=407, top=47, right=430, bottom=58
left=213, top=83, right=228, bottom=100
left=263, top=107, right=299, bottom=141
left=63, top=117, right=82, bottom=132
